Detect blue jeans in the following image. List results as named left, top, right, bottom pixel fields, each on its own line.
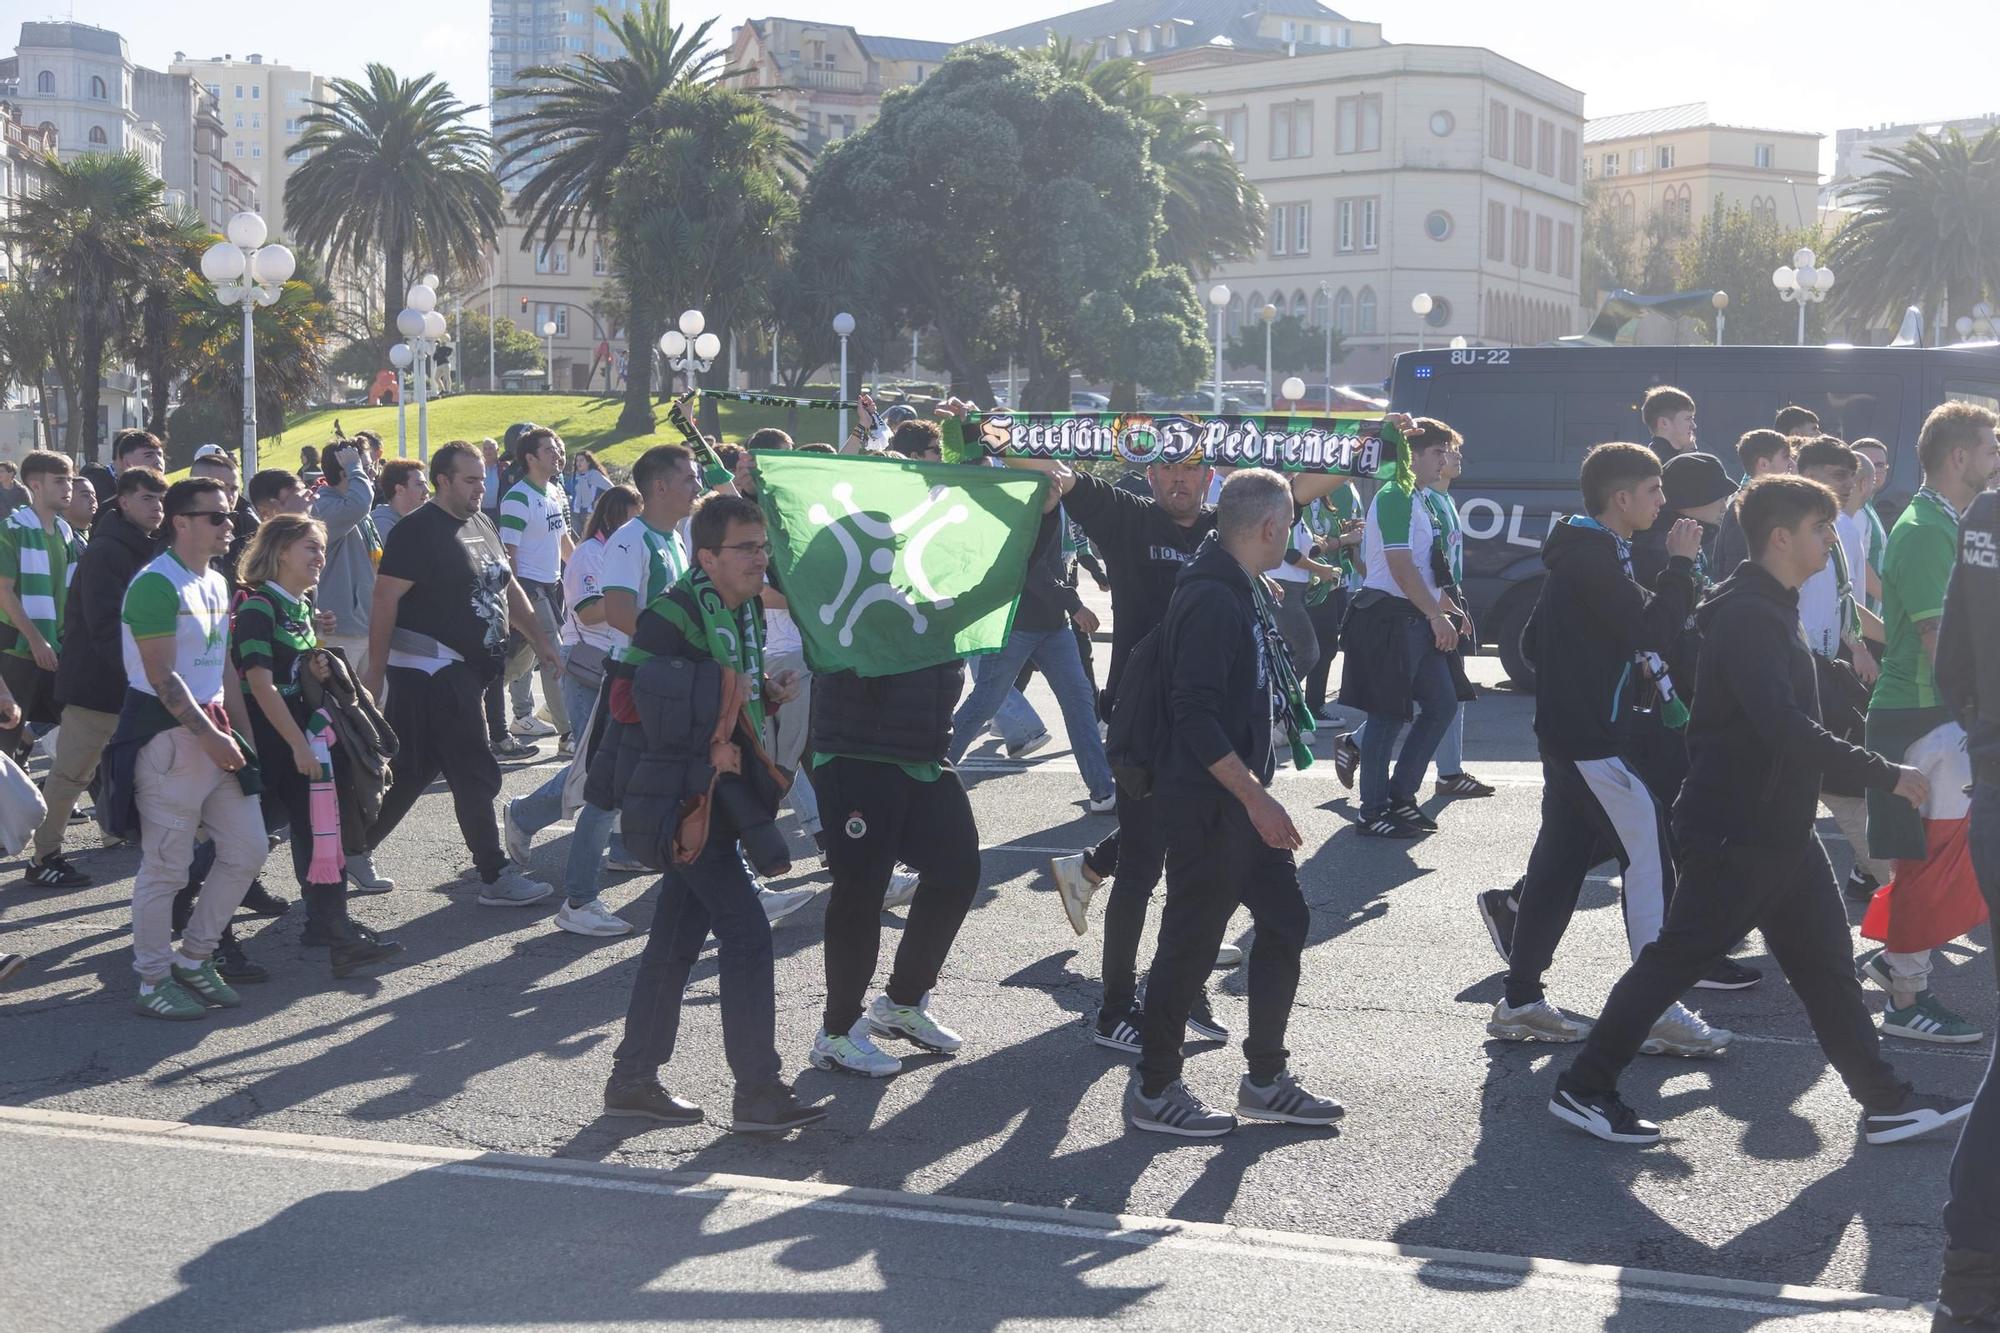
left=509, top=650, right=626, bottom=905
left=994, top=688, right=1043, bottom=747
left=1944, top=781, right=2000, bottom=1253
left=1358, top=626, right=1459, bottom=817
left=1435, top=705, right=1465, bottom=773
left=609, top=833, right=781, bottom=1093
left=948, top=628, right=1114, bottom=800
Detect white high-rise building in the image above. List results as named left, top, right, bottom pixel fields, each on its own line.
left=9, top=21, right=163, bottom=179
left=167, top=52, right=332, bottom=243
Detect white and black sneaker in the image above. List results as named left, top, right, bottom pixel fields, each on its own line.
left=1549, top=1081, right=1662, bottom=1145
left=23, top=853, right=90, bottom=888
left=1237, top=1071, right=1344, bottom=1126
left=1861, top=1090, right=1974, bottom=1145
left=1186, top=994, right=1229, bottom=1043
left=1093, top=1007, right=1144, bottom=1054
left=1124, top=1076, right=1236, bottom=1138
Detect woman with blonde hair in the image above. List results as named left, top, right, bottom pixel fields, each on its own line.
left=232, top=514, right=403, bottom=979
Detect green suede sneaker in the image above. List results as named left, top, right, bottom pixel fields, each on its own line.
left=170, top=958, right=242, bottom=1009
left=135, top=979, right=208, bottom=1021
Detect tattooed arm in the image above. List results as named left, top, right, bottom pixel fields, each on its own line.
left=137, top=634, right=244, bottom=771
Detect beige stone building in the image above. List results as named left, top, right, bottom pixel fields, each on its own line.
left=166, top=52, right=333, bottom=243
left=1583, top=103, right=1824, bottom=234
left=726, top=20, right=953, bottom=155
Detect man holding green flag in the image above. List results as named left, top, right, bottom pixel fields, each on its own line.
left=751, top=405, right=1049, bottom=1080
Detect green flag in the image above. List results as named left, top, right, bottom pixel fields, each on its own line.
left=753, top=450, right=1048, bottom=678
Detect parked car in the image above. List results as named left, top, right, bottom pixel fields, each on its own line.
left=1071, top=391, right=1110, bottom=412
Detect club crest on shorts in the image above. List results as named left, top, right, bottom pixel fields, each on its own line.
left=844, top=813, right=867, bottom=839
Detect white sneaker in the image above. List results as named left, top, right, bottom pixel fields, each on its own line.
left=881, top=869, right=919, bottom=910
left=1214, top=943, right=1244, bottom=969
left=511, top=715, right=557, bottom=738
left=476, top=866, right=555, bottom=907
left=501, top=797, right=533, bottom=865
left=809, top=1020, right=902, bottom=1077
left=760, top=885, right=817, bottom=924
left=867, top=993, right=964, bottom=1053
left=1486, top=997, right=1591, bottom=1043
left=344, top=853, right=394, bottom=894
left=1049, top=853, right=1098, bottom=936
left=605, top=855, right=649, bottom=875
left=1641, top=1001, right=1733, bottom=1058
left=1086, top=793, right=1117, bottom=814
left=554, top=897, right=633, bottom=937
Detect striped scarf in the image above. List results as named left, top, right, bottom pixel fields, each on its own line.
left=1, top=507, right=76, bottom=656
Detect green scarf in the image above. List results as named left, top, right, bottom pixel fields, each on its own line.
left=1249, top=574, right=1316, bottom=769
left=650, top=566, right=768, bottom=736
left=1377, top=416, right=1416, bottom=495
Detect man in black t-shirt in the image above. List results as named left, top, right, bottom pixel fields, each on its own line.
left=363, top=441, right=560, bottom=904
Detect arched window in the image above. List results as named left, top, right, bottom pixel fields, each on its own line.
left=87, top=126, right=107, bottom=145
left=1619, top=192, right=1635, bottom=229
left=1311, top=286, right=1329, bottom=329
left=1357, top=287, right=1377, bottom=335
left=38, top=122, right=57, bottom=146
left=1246, top=290, right=1264, bottom=324
left=1292, top=289, right=1308, bottom=319
left=1334, top=287, right=1353, bottom=334
left=1226, top=294, right=1244, bottom=339
left=90, top=75, right=107, bottom=100
left=36, top=71, right=54, bottom=94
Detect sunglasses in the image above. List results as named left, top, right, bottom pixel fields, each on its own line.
left=183, top=510, right=233, bottom=527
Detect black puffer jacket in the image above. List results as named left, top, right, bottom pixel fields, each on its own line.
left=54, top=503, right=157, bottom=713
left=810, top=660, right=963, bottom=765
left=1938, top=490, right=2000, bottom=778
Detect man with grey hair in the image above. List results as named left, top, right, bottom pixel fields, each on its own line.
left=1124, top=467, right=1342, bottom=1138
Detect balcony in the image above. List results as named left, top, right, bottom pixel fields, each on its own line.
left=794, top=66, right=869, bottom=92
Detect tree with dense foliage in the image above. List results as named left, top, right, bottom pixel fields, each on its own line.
left=1222, top=312, right=1346, bottom=380
left=1825, top=128, right=2000, bottom=329
left=2, top=153, right=162, bottom=458
left=496, top=2, right=729, bottom=432
left=127, top=209, right=213, bottom=435
left=1672, top=201, right=1827, bottom=344
left=285, top=64, right=502, bottom=356
left=0, top=269, right=77, bottom=449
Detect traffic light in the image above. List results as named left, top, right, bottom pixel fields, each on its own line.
left=520, top=296, right=529, bottom=314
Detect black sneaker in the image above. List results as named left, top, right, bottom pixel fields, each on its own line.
left=1357, top=810, right=1422, bottom=839
left=1435, top=772, right=1496, bottom=798
left=1862, top=1090, right=1973, bottom=1145
left=1693, top=957, right=1762, bottom=990
left=491, top=736, right=540, bottom=761
left=330, top=923, right=404, bottom=980
left=1389, top=800, right=1438, bottom=832
left=300, top=916, right=339, bottom=948
left=1186, top=994, right=1229, bottom=1043
left=1935, top=1248, right=2000, bottom=1328
left=1476, top=888, right=1517, bottom=963
left=213, top=934, right=269, bottom=984
left=603, top=1077, right=703, bottom=1125
left=729, top=1082, right=829, bottom=1134
left=23, top=853, right=89, bottom=888
left=1845, top=867, right=1881, bottom=904
left=237, top=879, right=292, bottom=919
left=1123, top=1076, right=1236, bottom=1138
left=1333, top=733, right=1360, bottom=789
left=1549, top=1081, right=1662, bottom=1144
left=1093, top=1007, right=1144, bottom=1054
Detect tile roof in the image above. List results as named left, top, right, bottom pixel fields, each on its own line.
left=1584, top=102, right=1711, bottom=143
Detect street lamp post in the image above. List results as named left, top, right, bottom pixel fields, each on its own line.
left=1772, top=248, right=1834, bottom=346
left=397, top=277, right=444, bottom=460
left=1712, top=290, right=1730, bottom=346
left=1207, top=283, right=1230, bottom=413
left=198, top=211, right=294, bottom=475
left=541, top=320, right=558, bottom=389
left=1411, top=292, right=1435, bottom=353
left=388, top=342, right=413, bottom=456
left=1259, top=302, right=1278, bottom=410
left=1280, top=375, right=1306, bottom=414
left=658, top=308, right=722, bottom=398
left=1317, top=280, right=1333, bottom=391
left=832, top=312, right=856, bottom=439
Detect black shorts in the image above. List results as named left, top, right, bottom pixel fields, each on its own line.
left=0, top=651, right=60, bottom=728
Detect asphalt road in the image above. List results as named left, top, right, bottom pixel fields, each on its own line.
left=2, top=653, right=1991, bottom=1330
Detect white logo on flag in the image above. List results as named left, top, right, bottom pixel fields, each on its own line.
left=810, top=481, right=970, bottom=646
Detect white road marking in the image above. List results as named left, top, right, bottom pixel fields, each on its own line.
left=0, top=1107, right=1933, bottom=1325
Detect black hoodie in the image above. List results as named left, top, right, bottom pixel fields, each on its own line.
left=1937, top=490, right=2000, bottom=778
left=1529, top=516, right=1697, bottom=762
left=54, top=501, right=159, bottom=714
left=1157, top=533, right=1274, bottom=796
left=1675, top=560, right=1898, bottom=846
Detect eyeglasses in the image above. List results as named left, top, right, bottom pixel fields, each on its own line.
left=712, top=541, right=772, bottom=557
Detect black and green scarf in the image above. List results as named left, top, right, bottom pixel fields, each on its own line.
left=649, top=566, right=767, bottom=735
left=1248, top=575, right=1316, bottom=769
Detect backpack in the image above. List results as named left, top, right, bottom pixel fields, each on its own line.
left=1104, top=622, right=1173, bottom=800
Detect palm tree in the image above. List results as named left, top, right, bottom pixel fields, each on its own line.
left=175, top=276, right=335, bottom=469
left=285, top=64, right=502, bottom=355
left=1029, top=41, right=1265, bottom=278
left=0, top=270, right=74, bottom=448
left=3, top=153, right=161, bottom=460
left=126, top=208, right=213, bottom=434
left=1825, top=128, right=2000, bottom=329
left=496, top=3, right=728, bottom=432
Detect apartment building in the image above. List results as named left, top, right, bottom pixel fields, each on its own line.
left=7, top=22, right=164, bottom=178
left=1585, top=103, right=1824, bottom=235
left=166, top=52, right=331, bottom=243
left=726, top=19, right=953, bottom=154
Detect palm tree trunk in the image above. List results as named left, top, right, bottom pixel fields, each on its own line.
left=143, top=292, right=172, bottom=434
left=382, top=249, right=406, bottom=355
left=77, top=285, right=107, bottom=465
left=619, top=291, right=659, bottom=434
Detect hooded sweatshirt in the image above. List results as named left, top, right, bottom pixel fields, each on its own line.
left=1675, top=560, right=1899, bottom=846
left=1528, top=515, right=1697, bottom=762
left=1157, top=533, right=1276, bottom=796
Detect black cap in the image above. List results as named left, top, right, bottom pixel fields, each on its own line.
left=1662, top=450, right=1736, bottom=511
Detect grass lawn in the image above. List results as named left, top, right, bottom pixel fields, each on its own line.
left=261, top=392, right=840, bottom=474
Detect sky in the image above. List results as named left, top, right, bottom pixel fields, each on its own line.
left=19, top=0, right=2000, bottom=176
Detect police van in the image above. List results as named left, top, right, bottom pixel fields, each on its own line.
left=1386, top=342, right=2000, bottom=686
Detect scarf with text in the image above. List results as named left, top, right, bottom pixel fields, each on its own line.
left=944, top=411, right=1387, bottom=477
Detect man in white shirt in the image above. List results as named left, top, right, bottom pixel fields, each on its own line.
left=499, top=427, right=575, bottom=742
